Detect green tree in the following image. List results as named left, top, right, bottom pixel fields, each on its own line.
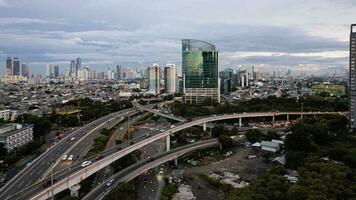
left=218, top=134, right=233, bottom=150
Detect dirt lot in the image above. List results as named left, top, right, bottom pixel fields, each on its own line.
left=184, top=147, right=271, bottom=180
left=182, top=147, right=271, bottom=200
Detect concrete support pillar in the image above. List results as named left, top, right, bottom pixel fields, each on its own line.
left=69, top=184, right=81, bottom=198
left=166, top=134, right=170, bottom=151
left=272, top=115, right=275, bottom=123
left=239, top=117, right=242, bottom=127
left=174, top=158, right=178, bottom=166
left=203, top=123, right=207, bottom=132
left=301, top=114, right=303, bottom=120
left=287, top=114, right=289, bottom=122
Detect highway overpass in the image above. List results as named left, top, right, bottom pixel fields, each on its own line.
left=10, top=111, right=346, bottom=200
left=0, top=108, right=136, bottom=200
left=82, top=139, right=220, bottom=200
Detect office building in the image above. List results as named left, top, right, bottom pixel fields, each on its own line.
left=54, top=65, right=59, bottom=77
left=350, top=24, right=356, bottom=128
left=76, top=57, right=81, bottom=76
left=45, top=64, right=53, bottom=78
left=182, top=39, right=220, bottom=103
left=220, top=69, right=233, bottom=94
left=252, top=65, right=261, bottom=80
left=0, top=124, right=33, bottom=152
left=148, top=64, right=160, bottom=94
left=70, top=59, right=76, bottom=77
left=164, top=64, right=176, bottom=93
left=117, top=65, right=124, bottom=80
left=12, top=57, right=20, bottom=75
left=5, top=57, right=12, bottom=76
left=21, top=64, right=29, bottom=78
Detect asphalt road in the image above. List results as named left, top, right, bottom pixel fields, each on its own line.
left=0, top=108, right=134, bottom=200
left=82, top=139, right=220, bottom=200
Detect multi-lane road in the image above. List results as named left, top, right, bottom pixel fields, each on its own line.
left=9, top=111, right=345, bottom=200
left=0, top=108, right=136, bottom=200
left=83, top=139, right=220, bottom=200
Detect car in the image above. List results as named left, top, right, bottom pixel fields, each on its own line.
left=170, top=125, right=175, bottom=128
left=106, top=178, right=115, bottom=187
left=62, top=155, right=68, bottom=161
left=42, top=179, right=57, bottom=188
left=145, top=133, right=150, bottom=138
left=160, top=129, right=165, bottom=132
left=81, top=161, right=92, bottom=167
left=95, top=155, right=105, bottom=160
left=70, top=137, right=76, bottom=141
left=68, top=155, right=74, bottom=161
left=159, top=170, right=164, bottom=175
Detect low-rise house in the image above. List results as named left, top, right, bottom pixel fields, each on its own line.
left=261, top=140, right=280, bottom=153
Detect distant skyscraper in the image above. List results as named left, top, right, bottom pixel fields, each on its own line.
left=252, top=65, right=260, bottom=80
left=21, top=64, right=29, bottom=78
left=76, top=57, right=81, bottom=77
left=5, top=57, right=12, bottom=76
left=12, top=57, right=20, bottom=75
left=350, top=24, right=356, bottom=128
left=117, top=65, right=124, bottom=80
left=182, top=39, right=220, bottom=103
left=54, top=65, right=59, bottom=77
left=70, top=59, right=76, bottom=77
left=164, top=64, right=176, bottom=93
left=45, top=64, right=53, bottom=78
left=148, top=64, right=160, bottom=94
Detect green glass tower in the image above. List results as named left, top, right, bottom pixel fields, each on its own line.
left=182, top=39, right=220, bottom=103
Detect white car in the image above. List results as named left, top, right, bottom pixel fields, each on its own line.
left=106, top=179, right=115, bottom=187
left=70, top=137, right=76, bottom=141
left=68, top=155, right=74, bottom=161
left=62, top=155, right=68, bottom=161
left=81, top=161, right=92, bottom=167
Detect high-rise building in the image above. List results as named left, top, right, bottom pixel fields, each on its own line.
left=5, top=57, right=12, bottom=76
left=252, top=65, right=261, bottom=80
left=350, top=24, right=356, bottom=128
left=164, top=64, right=176, bottom=93
left=220, top=69, right=233, bottom=94
left=182, top=39, right=220, bottom=103
left=45, top=64, right=53, bottom=78
left=54, top=65, right=59, bottom=77
left=148, top=64, right=160, bottom=94
left=12, top=57, right=20, bottom=75
left=76, top=57, right=81, bottom=77
left=70, top=59, right=76, bottom=77
left=117, top=65, right=124, bottom=80
left=21, top=64, right=29, bottom=78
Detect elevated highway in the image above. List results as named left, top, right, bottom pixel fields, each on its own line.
left=10, top=111, right=346, bottom=200
left=83, top=139, right=220, bottom=200
left=0, top=108, right=136, bottom=200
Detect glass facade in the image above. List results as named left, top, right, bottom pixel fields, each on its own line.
left=350, top=24, right=356, bottom=128
left=182, top=39, right=218, bottom=89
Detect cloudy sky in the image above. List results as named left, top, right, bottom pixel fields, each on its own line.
left=0, top=0, right=354, bottom=75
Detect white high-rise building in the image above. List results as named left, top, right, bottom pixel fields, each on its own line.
left=45, top=64, right=53, bottom=78
left=164, top=64, right=176, bottom=93
left=148, top=64, right=160, bottom=94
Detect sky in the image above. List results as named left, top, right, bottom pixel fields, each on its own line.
left=0, top=0, right=355, bottom=75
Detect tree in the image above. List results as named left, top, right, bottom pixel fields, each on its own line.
left=245, top=129, right=265, bottom=143
left=218, top=134, right=233, bottom=150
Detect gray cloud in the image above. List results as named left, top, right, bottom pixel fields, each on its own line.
left=0, top=0, right=354, bottom=75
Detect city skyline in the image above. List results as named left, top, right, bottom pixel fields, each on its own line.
left=0, top=0, right=354, bottom=75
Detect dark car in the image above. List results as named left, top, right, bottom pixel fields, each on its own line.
left=95, top=155, right=105, bottom=160
left=42, top=179, right=57, bottom=188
